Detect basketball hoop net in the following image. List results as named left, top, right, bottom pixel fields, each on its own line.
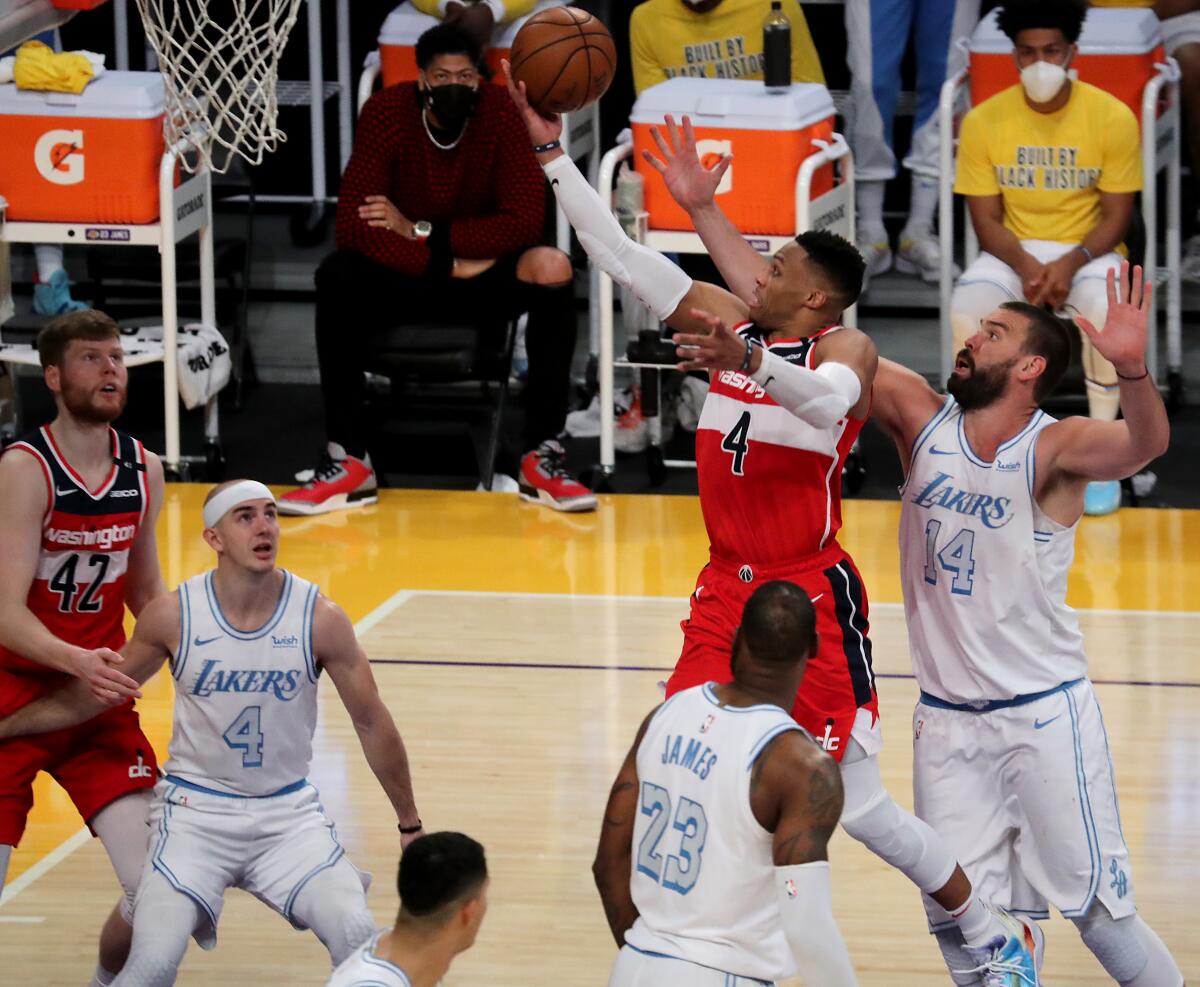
left=134, top=0, right=304, bottom=173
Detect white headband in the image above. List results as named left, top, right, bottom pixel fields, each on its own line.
left=203, top=480, right=276, bottom=529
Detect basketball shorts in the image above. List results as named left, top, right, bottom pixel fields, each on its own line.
left=144, top=775, right=369, bottom=948
left=668, top=545, right=880, bottom=763
left=608, top=944, right=775, bottom=987
left=914, top=677, right=1134, bottom=930
left=0, top=699, right=158, bottom=846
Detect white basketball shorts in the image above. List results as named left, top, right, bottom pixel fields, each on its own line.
left=143, top=775, right=369, bottom=947
left=913, top=677, right=1134, bottom=929
left=608, top=945, right=775, bottom=987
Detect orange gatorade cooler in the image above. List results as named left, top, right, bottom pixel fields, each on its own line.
left=631, top=78, right=835, bottom=236
left=968, top=7, right=1164, bottom=118
left=378, top=0, right=566, bottom=87
left=0, top=70, right=166, bottom=223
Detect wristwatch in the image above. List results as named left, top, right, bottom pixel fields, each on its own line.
left=413, top=220, right=432, bottom=239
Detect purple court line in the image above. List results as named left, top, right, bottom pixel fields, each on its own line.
left=368, top=659, right=1199, bottom=689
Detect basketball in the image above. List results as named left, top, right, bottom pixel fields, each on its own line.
left=509, top=6, right=617, bottom=115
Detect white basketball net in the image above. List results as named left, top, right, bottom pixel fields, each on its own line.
left=134, top=0, right=304, bottom=173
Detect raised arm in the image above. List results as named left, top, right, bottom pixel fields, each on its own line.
left=751, top=733, right=858, bottom=987
left=592, top=708, right=654, bottom=947
left=0, top=451, right=141, bottom=703
left=315, top=597, right=423, bottom=846
left=871, top=359, right=945, bottom=470
left=0, top=591, right=176, bottom=741
left=641, top=114, right=769, bottom=307
left=1038, top=263, right=1169, bottom=484
left=501, top=61, right=747, bottom=333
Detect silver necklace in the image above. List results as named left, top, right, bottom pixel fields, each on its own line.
left=422, top=109, right=464, bottom=150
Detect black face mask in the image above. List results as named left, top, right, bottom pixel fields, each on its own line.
left=423, top=83, right=479, bottom=131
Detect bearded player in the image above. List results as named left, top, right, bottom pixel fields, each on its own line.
left=505, top=75, right=1040, bottom=983
left=0, top=310, right=165, bottom=987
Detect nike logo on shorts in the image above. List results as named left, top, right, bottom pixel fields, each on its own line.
left=1033, top=714, right=1062, bottom=729
left=193, top=635, right=221, bottom=647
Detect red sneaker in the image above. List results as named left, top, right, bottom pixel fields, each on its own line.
left=519, top=439, right=597, bottom=512
left=278, top=452, right=378, bottom=515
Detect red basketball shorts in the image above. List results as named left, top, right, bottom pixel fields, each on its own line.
left=0, top=698, right=158, bottom=847
left=668, top=544, right=880, bottom=762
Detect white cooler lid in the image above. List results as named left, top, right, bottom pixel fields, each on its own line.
left=0, top=69, right=165, bottom=118
left=631, top=78, right=835, bottom=132
left=380, top=0, right=566, bottom=47
left=969, top=7, right=1162, bottom=56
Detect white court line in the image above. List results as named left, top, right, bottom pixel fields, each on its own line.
left=0, top=588, right=419, bottom=909
left=0, top=916, right=45, bottom=924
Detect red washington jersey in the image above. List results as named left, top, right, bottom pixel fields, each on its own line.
left=0, top=427, right=148, bottom=686
left=696, top=324, right=864, bottom=566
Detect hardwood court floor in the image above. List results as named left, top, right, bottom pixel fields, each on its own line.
left=1, top=487, right=1197, bottom=985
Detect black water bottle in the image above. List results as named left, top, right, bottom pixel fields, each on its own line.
left=763, top=0, right=791, bottom=93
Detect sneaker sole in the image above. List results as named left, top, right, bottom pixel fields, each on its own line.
left=518, top=488, right=598, bottom=513
left=277, top=491, right=378, bottom=516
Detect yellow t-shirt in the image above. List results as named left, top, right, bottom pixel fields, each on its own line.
left=630, top=0, right=824, bottom=96
left=409, top=0, right=537, bottom=24
left=954, top=81, right=1142, bottom=244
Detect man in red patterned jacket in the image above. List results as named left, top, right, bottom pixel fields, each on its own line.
left=280, top=22, right=595, bottom=515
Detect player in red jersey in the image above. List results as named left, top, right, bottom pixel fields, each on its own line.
left=505, top=79, right=1041, bottom=981
left=0, top=310, right=165, bottom=987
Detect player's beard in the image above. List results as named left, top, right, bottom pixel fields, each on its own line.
left=946, top=354, right=1017, bottom=411
left=60, top=375, right=127, bottom=423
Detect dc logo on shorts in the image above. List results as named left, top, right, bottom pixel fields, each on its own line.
left=738, top=565, right=753, bottom=583
left=1109, top=860, right=1129, bottom=899
left=127, top=751, right=153, bottom=779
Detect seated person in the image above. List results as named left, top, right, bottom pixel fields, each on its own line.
left=1090, top=0, right=1200, bottom=281
left=410, top=0, right=534, bottom=47
left=281, top=23, right=595, bottom=516
left=630, top=0, right=824, bottom=96
left=951, top=0, right=1141, bottom=516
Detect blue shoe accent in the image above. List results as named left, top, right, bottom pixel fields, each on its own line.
left=960, top=909, right=1041, bottom=986
left=32, top=269, right=88, bottom=316
left=1084, top=480, right=1122, bottom=517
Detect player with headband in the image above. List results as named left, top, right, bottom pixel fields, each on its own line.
left=0, top=479, right=425, bottom=985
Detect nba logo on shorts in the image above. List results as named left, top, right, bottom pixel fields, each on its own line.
left=695, top=139, right=733, bottom=195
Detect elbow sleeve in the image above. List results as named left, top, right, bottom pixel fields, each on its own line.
left=750, top=351, right=860, bottom=428
left=775, top=862, right=859, bottom=987
left=542, top=154, right=691, bottom=321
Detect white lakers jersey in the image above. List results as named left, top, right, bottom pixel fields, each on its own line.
left=899, top=397, right=1087, bottom=704
left=325, top=930, right=416, bottom=987
left=625, top=683, right=806, bottom=982
left=166, top=569, right=321, bottom=796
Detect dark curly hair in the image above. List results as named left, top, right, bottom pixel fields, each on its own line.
left=794, top=229, right=866, bottom=309
left=996, top=0, right=1088, bottom=45
left=415, top=21, right=483, bottom=71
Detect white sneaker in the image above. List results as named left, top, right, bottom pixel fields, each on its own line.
left=675, top=376, right=709, bottom=433
left=476, top=473, right=519, bottom=493
left=1181, top=234, right=1200, bottom=284
left=857, top=234, right=892, bottom=291
left=564, top=392, right=603, bottom=439
left=895, top=229, right=960, bottom=283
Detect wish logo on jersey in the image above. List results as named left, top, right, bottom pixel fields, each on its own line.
left=189, top=659, right=304, bottom=701
left=910, top=471, right=1014, bottom=529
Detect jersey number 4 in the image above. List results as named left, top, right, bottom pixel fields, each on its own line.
left=721, top=411, right=751, bottom=476
left=49, top=552, right=110, bottom=613
left=636, top=782, right=709, bottom=895
left=223, top=706, right=265, bottom=767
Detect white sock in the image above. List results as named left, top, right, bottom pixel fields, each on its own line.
left=857, top=181, right=888, bottom=242
left=949, top=897, right=1007, bottom=947
left=905, top=176, right=940, bottom=237
left=34, top=244, right=65, bottom=283
left=88, top=965, right=117, bottom=987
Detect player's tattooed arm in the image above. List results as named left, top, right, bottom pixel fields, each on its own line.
left=593, top=707, right=656, bottom=947
left=750, top=732, right=844, bottom=864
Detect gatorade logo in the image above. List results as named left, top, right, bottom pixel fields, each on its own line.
left=695, top=139, right=733, bottom=196
left=35, top=129, right=85, bottom=185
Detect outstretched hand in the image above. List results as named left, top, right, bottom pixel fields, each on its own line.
left=1074, top=261, right=1153, bottom=378
left=70, top=647, right=142, bottom=705
left=500, top=58, right=562, bottom=147
left=672, top=309, right=759, bottom=374
left=641, top=115, right=731, bottom=214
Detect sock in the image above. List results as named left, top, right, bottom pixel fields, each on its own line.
left=904, top=176, right=940, bottom=238
left=857, top=181, right=888, bottom=242
left=949, top=897, right=1007, bottom=947
left=87, top=965, right=117, bottom=987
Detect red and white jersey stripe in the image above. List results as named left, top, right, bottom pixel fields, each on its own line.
left=0, top=426, right=148, bottom=676
left=696, top=324, right=864, bottom=566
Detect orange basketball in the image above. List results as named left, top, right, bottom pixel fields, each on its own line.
left=509, top=6, right=616, bottom=115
